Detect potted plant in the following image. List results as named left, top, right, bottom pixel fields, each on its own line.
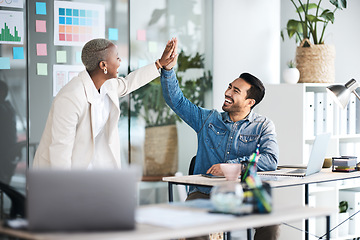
left=122, top=51, right=212, bottom=177
left=338, top=200, right=349, bottom=236
left=283, top=60, right=300, bottom=84
left=281, top=0, right=347, bottom=83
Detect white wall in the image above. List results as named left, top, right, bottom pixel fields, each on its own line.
left=280, top=1, right=360, bottom=84
left=213, top=0, right=281, bottom=111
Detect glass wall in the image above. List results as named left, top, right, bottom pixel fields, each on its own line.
left=126, top=0, right=213, bottom=185
left=1, top=0, right=213, bottom=217
left=0, top=1, right=27, bottom=196
left=0, top=1, right=27, bottom=220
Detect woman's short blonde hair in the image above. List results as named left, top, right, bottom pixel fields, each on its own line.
left=81, top=38, right=114, bottom=72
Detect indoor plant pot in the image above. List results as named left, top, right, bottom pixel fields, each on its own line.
left=296, top=39, right=335, bottom=83
left=125, top=51, right=212, bottom=177
left=282, top=0, right=346, bottom=83
left=283, top=60, right=300, bottom=84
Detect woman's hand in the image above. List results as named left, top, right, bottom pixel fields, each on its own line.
left=158, top=37, right=178, bottom=70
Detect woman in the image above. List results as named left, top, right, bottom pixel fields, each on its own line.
left=33, top=38, right=176, bottom=169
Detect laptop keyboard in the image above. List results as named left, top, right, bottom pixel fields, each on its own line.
left=289, top=169, right=306, bottom=174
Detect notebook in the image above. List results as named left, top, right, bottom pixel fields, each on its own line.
left=26, top=168, right=139, bottom=232
left=258, top=132, right=331, bottom=177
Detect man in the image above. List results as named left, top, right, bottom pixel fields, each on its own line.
left=160, top=39, right=279, bottom=240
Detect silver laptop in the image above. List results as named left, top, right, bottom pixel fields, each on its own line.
left=258, top=132, right=331, bottom=177
left=26, top=168, right=139, bottom=232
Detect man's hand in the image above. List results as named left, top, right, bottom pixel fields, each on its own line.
left=206, top=164, right=224, bottom=176
left=164, top=37, right=178, bottom=70
left=158, top=38, right=177, bottom=68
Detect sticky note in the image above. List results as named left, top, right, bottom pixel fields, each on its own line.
left=56, top=51, right=67, bottom=63
left=137, top=29, right=146, bottom=41
left=13, top=47, right=24, bottom=60
left=36, top=20, right=46, bottom=32
left=0, top=57, right=10, bottom=69
left=36, top=43, right=47, bottom=56
left=108, top=28, right=118, bottom=41
left=37, top=63, right=48, bottom=75
left=36, top=2, right=47, bottom=15
left=76, top=51, right=82, bottom=63
left=148, top=41, right=158, bottom=53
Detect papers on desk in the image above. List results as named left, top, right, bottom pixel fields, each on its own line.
left=136, top=206, right=235, bottom=229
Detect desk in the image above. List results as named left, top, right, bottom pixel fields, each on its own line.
left=163, top=169, right=360, bottom=201
left=0, top=204, right=333, bottom=240
left=163, top=169, right=360, bottom=239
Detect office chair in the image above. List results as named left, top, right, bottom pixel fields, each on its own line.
left=0, top=181, right=26, bottom=219
left=188, top=156, right=196, bottom=175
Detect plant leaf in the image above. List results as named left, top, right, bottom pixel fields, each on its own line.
left=296, top=3, right=318, bottom=13
left=341, top=0, right=347, bottom=8
left=320, top=10, right=335, bottom=23
left=306, top=14, right=324, bottom=23
left=287, top=19, right=303, bottom=38
left=330, top=0, right=347, bottom=9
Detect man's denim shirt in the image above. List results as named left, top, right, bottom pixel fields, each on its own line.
left=161, top=69, right=279, bottom=194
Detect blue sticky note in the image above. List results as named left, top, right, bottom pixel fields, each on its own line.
left=13, top=47, right=24, bottom=60
left=36, top=2, right=47, bottom=15
left=0, top=57, right=10, bottom=69
left=76, top=51, right=81, bottom=63
left=108, top=28, right=118, bottom=40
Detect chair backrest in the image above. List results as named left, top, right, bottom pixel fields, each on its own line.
left=0, top=181, right=26, bottom=218
left=188, top=156, right=196, bottom=175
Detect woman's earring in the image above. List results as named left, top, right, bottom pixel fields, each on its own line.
left=104, top=67, right=108, bottom=74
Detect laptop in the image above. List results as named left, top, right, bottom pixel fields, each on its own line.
left=26, top=168, right=139, bottom=232
left=258, top=132, right=331, bottom=177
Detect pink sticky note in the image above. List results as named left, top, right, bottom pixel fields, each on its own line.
left=36, top=20, right=46, bottom=32
left=137, top=29, right=146, bottom=41
left=36, top=43, right=47, bottom=56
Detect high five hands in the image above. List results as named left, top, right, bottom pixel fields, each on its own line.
left=157, top=37, right=178, bottom=70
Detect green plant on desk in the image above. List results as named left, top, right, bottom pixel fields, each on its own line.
left=120, top=50, right=212, bottom=176
left=339, top=200, right=348, bottom=213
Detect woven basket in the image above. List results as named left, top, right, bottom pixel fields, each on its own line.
left=295, top=39, right=336, bottom=83
left=143, top=124, right=178, bottom=176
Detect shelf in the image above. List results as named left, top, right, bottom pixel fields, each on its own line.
left=336, top=134, right=360, bottom=142
left=332, top=234, right=360, bottom=240
left=257, top=84, right=360, bottom=240
left=309, top=186, right=335, bottom=194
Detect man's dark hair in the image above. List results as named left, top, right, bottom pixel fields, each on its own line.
left=239, top=72, right=265, bottom=109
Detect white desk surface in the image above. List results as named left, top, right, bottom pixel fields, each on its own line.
left=162, top=168, right=360, bottom=188
left=0, top=204, right=333, bottom=240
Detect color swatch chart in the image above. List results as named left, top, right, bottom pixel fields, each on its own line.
left=54, top=1, right=104, bottom=46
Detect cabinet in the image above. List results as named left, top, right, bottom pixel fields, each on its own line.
left=255, top=83, right=360, bottom=240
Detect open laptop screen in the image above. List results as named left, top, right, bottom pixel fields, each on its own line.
left=26, top=168, right=138, bottom=231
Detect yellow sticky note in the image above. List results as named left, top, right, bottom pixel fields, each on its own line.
left=148, top=41, right=157, bottom=53
left=37, top=63, right=48, bottom=75
left=56, top=51, right=67, bottom=63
